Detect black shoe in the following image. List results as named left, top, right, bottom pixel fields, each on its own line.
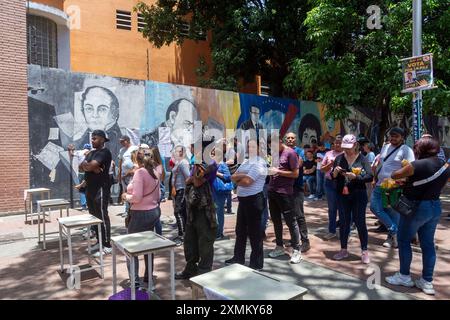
left=300, top=241, right=311, bottom=253
left=175, top=271, right=194, bottom=280
left=225, top=258, right=239, bottom=265
left=374, top=224, right=388, bottom=233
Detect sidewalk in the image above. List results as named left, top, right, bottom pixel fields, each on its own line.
left=0, top=185, right=448, bottom=300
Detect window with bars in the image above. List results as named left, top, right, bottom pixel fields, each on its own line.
left=137, top=13, right=147, bottom=32
left=27, top=15, right=58, bottom=68
left=116, top=10, right=131, bottom=30
left=177, top=22, right=206, bottom=40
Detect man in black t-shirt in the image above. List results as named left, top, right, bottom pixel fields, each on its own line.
left=79, top=130, right=113, bottom=256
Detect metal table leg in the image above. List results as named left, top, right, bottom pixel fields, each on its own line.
left=148, top=253, right=153, bottom=293
left=43, top=207, right=47, bottom=250
left=130, top=257, right=136, bottom=300
left=98, top=223, right=104, bottom=279
left=37, top=202, right=41, bottom=246
left=112, top=245, right=117, bottom=294
left=170, top=249, right=175, bottom=300
left=67, top=228, right=73, bottom=276
left=59, top=223, right=64, bottom=272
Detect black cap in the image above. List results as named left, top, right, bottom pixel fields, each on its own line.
left=92, top=130, right=109, bottom=142
left=389, top=127, right=405, bottom=137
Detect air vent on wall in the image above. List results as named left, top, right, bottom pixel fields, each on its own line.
left=116, top=10, right=131, bottom=30
left=137, top=13, right=147, bottom=32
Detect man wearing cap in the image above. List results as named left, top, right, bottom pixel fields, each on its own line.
left=118, top=135, right=138, bottom=209
left=79, top=130, right=113, bottom=256
left=370, top=127, right=415, bottom=249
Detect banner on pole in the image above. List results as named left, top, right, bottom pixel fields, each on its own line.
left=401, top=53, right=434, bottom=93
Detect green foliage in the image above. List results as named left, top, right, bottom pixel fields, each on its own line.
left=136, top=0, right=449, bottom=119
left=284, top=0, right=449, bottom=119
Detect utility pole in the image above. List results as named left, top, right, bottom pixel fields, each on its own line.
left=412, top=0, right=422, bottom=142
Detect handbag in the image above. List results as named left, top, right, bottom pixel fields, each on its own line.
left=213, top=176, right=234, bottom=192
left=392, top=194, right=417, bottom=217
left=392, top=163, right=449, bottom=217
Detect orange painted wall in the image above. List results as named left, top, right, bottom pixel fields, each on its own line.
left=31, top=0, right=256, bottom=92
left=33, top=0, right=64, bottom=10
left=58, top=0, right=212, bottom=87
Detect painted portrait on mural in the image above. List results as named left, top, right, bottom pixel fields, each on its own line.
left=340, top=107, right=372, bottom=140
left=438, top=117, right=450, bottom=148
left=298, top=113, right=322, bottom=147
left=240, top=105, right=265, bottom=131
left=73, top=86, right=122, bottom=161
left=140, top=98, right=199, bottom=157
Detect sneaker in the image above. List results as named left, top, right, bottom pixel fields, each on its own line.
left=86, top=242, right=100, bottom=253
left=307, top=195, right=315, bottom=200
left=361, top=250, right=370, bottom=264
left=323, top=232, right=337, bottom=240
left=268, top=246, right=285, bottom=258
left=93, top=246, right=112, bottom=257
left=300, top=241, right=311, bottom=253
left=333, top=249, right=349, bottom=261
left=290, top=249, right=302, bottom=264
left=383, top=234, right=398, bottom=248
left=385, top=272, right=414, bottom=287
left=414, top=278, right=435, bottom=295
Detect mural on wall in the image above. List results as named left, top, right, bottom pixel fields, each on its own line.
left=27, top=65, right=449, bottom=201
left=27, top=65, right=144, bottom=199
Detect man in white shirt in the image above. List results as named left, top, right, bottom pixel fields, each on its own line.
left=370, top=127, right=415, bottom=248
left=118, top=135, right=138, bottom=213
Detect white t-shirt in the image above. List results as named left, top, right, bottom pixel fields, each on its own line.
left=119, top=145, right=139, bottom=179
left=236, top=157, right=267, bottom=197
left=376, top=144, right=415, bottom=186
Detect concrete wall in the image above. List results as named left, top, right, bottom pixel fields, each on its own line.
left=0, top=0, right=29, bottom=213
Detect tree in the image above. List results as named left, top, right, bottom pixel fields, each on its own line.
left=283, top=0, right=449, bottom=144
left=135, top=0, right=312, bottom=96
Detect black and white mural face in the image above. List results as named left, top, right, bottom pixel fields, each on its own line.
left=27, top=65, right=144, bottom=199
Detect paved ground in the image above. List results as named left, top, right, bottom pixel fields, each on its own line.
left=0, top=185, right=448, bottom=300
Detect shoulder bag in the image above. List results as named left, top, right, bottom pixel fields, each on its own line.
left=392, top=163, right=449, bottom=217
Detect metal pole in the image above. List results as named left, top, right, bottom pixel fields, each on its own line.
left=412, top=0, right=423, bottom=142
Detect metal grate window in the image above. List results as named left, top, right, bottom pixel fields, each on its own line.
left=137, top=13, right=147, bottom=32
left=177, top=22, right=206, bottom=40
left=27, top=15, right=58, bottom=68
left=116, top=10, right=132, bottom=30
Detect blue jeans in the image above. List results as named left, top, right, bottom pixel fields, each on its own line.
left=338, top=189, right=368, bottom=250
left=214, top=192, right=227, bottom=237
left=155, top=217, right=162, bottom=235
left=160, top=182, right=166, bottom=202
left=79, top=192, right=87, bottom=208
left=303, top=176, right=316, bottom=195
left=370, top=187, right=400, bottom=234
left=398, top=200, right=441, bottom=282
left=316, top=170, right=325, bottom=198
left=261, top=184, right=269, bottom=233
left=324, top=179, right=342, bottom=234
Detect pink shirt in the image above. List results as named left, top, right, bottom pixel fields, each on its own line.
left=322, top=150, right=344, bottom=180
left=126, top=167, right=159, bottom=210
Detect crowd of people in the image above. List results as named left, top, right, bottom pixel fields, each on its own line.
left=76, top=125, right=449, bottom=296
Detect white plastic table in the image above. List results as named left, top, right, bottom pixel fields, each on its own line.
left=189, top=263, right=308, bottom=300
left=58, top=214, right=105, bottom=286
left=37, top=199, right=70, bottom=250
left=24, top=188, right=50, bottom=224
left=111, top=231, right=177, bottom=300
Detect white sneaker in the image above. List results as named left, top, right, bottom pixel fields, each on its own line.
left=290, top=250, right=302, bottom=264
left=268, top=246, right=285, bottom=258
left=93, top=246, right=112, bottom=257
left=307, top=195, right=315, bottom=200
left=385, top=272, right=414, bottom=287
left=86, top=243, right=100, bottom=253
left=415, top=277, right=435, bottom=295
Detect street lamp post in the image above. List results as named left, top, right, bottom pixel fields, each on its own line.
left=412, top=0, right=423, bottom=142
